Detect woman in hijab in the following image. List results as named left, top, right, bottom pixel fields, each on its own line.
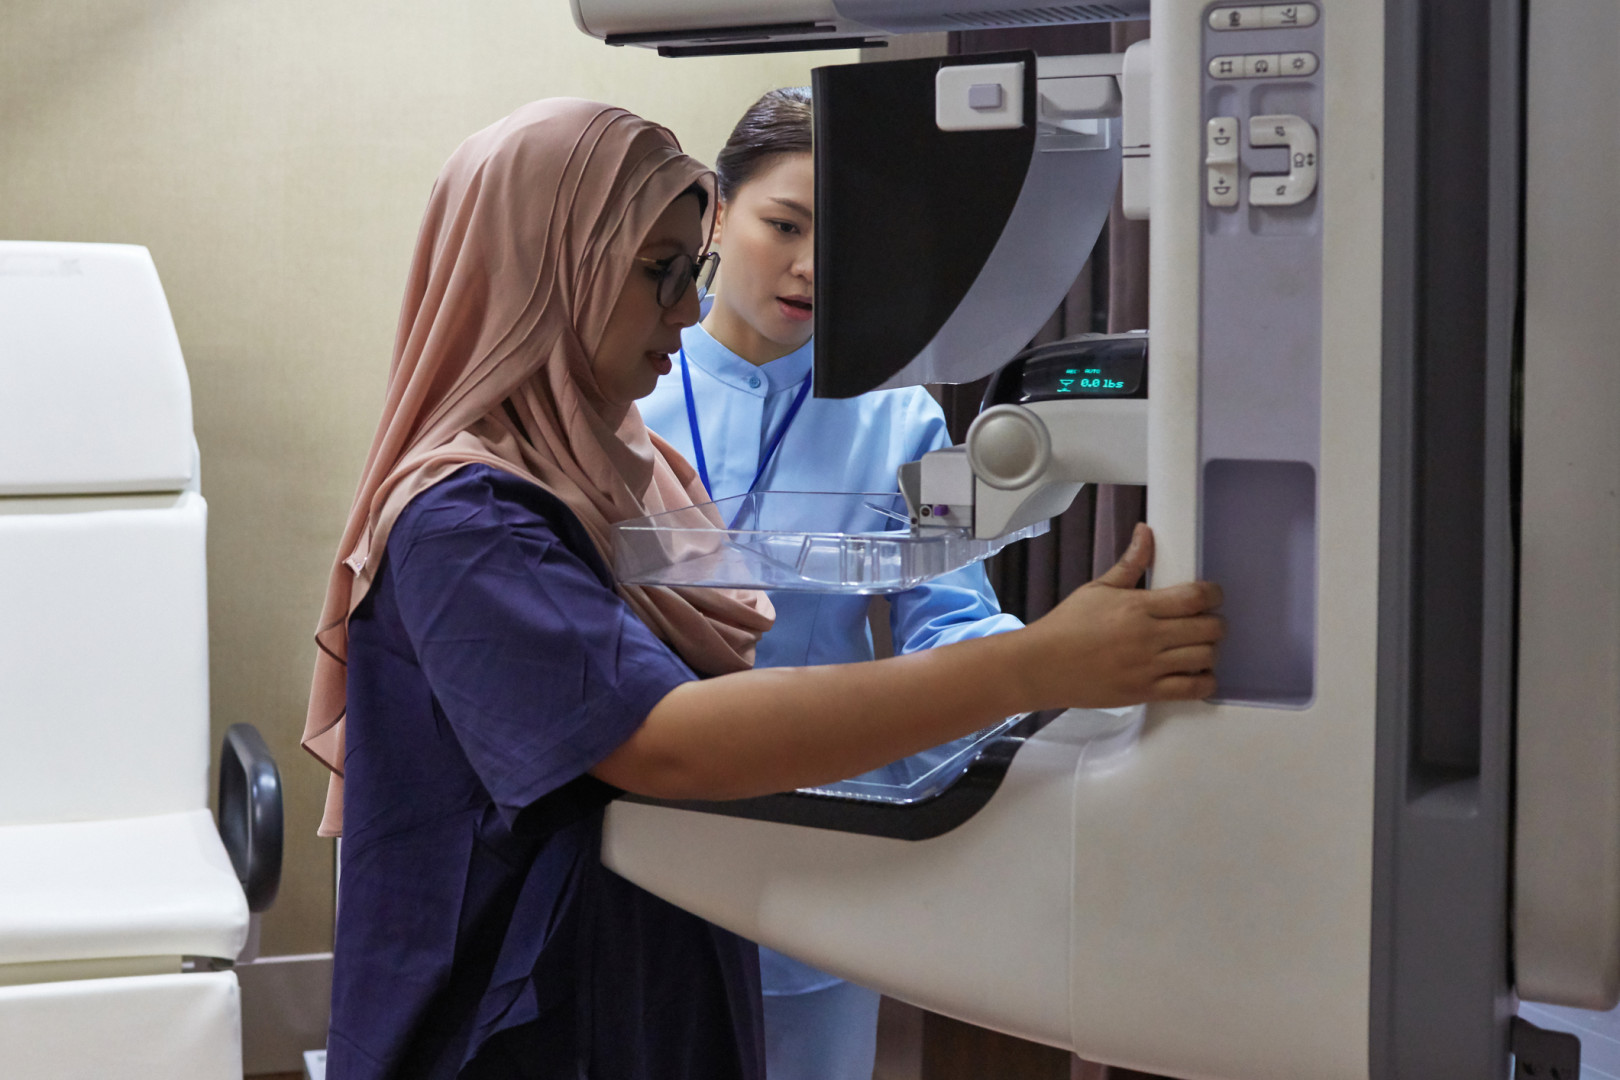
left=306, top=98, right=1223, bottom=1080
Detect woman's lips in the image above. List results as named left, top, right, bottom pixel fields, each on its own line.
left=777, top=296, right=813, bottom=324
left=647, top=351, right=673, bottom=375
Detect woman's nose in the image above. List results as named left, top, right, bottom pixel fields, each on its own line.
left=667, top=278, right=702, bottom=328
left=793, top=246, right=814, bottom=286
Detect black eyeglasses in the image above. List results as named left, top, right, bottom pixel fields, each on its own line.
left=637, top=251, right=720, bottom=309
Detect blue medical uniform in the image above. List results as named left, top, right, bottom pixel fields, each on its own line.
left=330, top=464, right=764, bottom=1080
left=639, top=324, right=1023, bottom=1078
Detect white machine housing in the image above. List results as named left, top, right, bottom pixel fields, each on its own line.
left=582, top=1, right=1620, bottom=1077
left=571, top=0, right=1150, bottom=56
left=903, top=335, right=1151, bottom=538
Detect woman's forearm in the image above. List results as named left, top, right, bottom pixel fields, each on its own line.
left=595, top=630, right=1036, bottom=800
left=592, top=525, right=1225, bottom=801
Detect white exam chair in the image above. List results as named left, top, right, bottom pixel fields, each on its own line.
left=0, top=241, right=282, bottom=1079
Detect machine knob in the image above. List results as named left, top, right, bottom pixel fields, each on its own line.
left=966, top=404, right=1052, bottom=490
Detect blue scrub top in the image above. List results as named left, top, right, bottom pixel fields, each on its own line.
left=331, top=464, right=764, bottom=1080
left=640, top=324, right=1024, bottom=996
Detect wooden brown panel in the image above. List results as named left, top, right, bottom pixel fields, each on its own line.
left=921, top=1011, right=1071, bottom=1080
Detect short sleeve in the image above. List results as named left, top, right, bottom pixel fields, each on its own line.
left=885, top=388, right=1024, bottom=653
left=385, top=467, right=694, bottom=820
left=899, top=386, right=954, bottom=459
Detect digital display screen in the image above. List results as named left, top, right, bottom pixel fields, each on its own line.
left=1018, top=349, right=1145, bottom=399
left=984, top=333, right=1149, bottom=407
left=1056, top=365, right=1131, bottom=393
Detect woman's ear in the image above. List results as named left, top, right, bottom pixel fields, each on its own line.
left=710, top=201, right=728, bottom=248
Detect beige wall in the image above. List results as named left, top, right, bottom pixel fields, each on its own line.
left=0, top=1, right=846, bottom=957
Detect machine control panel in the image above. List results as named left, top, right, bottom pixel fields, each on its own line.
left=1208, top=51, right=1318, bottom=79
left=1205, top=113, right=1318, bottom=207
left=1198, top=4, right=1325, bottom=707
left=1247, top=113, right=1317, bottom=205
left=1203, top=104, right=1319, bottom=207
left=1199, top=7, right=1321, bottom=214
left=1206, top=117, right=1239, bottom=206
left=1207, top=4, right=1317, bottom=30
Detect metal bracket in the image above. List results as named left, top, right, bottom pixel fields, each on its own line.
left=1511, top=1016, right=1582, bottom=1080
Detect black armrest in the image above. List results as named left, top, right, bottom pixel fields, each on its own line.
left=218, top=723, right=283, bottom=913
left=620, top=710, right=1061, bottom=841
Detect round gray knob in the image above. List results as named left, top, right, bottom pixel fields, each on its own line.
left=966, top=404, right=1052, bottom=490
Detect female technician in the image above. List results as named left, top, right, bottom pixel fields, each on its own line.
left=637, top=88, right=1024, bottom=1080
left=305, top=98, right=1222, bottom=1080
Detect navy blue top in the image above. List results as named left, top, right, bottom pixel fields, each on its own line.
left=328, top=464, right=765, bottom=1080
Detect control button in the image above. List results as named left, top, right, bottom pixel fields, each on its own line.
left=1207, top=117, right=1240, bottom=208
left=1209, top=52, right=1316, bottom=81
left=1250, top=113, right=1310, bottom=148
left=1207, top=164, right=1239, bottom=207
left=1279, top=51, right=1319, bottom=77
left=1209, top=6, right=1264, bottom=30
left=967, top=83, right=1004, bottom=111
left=1248, top=113, right=1318, bottom=206
left=1252, top=172, right=1310, bottom=205
left=1262, top=3, right=1318, bottom=27
left=1244, top=53, right=1280, bottom=78
left=1206, top=117, right=1239, bottom=165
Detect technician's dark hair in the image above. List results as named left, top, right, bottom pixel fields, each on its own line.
left=714, top=86, right=812, bottom=204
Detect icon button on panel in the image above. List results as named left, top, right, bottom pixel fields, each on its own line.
left=1248, top=113, right=1318, bottom=206
left=1250, top=113, right=1311, bottom=149
left=1280, top=51, right=1319, bottom=77
left=1207, top=165, right=1239, bottom=208
left=1210, top=3, right=1317, bottom=29
left=1210, top=51, right=1320, bottom=81
left=1243, top=53, right=1280, bottom=78
left=1207, top=113, right=1240, bottom=207
left=1209, top=6, right=1264, bottom=29
left=1206, top=117, right=1239, bottom=165
left=1262, top=3, right=1318, bottom=27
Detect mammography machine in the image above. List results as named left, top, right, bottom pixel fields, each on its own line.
left=574, top=3, right=1620, bottom=1077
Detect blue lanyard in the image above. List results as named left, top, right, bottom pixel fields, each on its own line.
left=680, top=346, right=812, bottom=503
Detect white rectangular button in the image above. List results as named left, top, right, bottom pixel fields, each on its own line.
left=1207, top=164, right=1239, bottom=207
left=967, top=83, right=1004, bottom=110
left=936, top=62, right=1025, bottom=131
left=1244, top=54, right=1281, bottom=78
left=1250, top=171, right=1312, bottom=205
left=1279, top=52, right=1319, bottom=77
left=1209, top=6, right=1264, bottom=29
left=1250, top=112, right=1309, bottom=147
left=1248, top=113, right=1318, bottom=206
left=1262, top=3, right=1318, bottom=27
left=1208, top=55, right=1244, bottom=79
left=1206, top=117, right=1239, bottom=165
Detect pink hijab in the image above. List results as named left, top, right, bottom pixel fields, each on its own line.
left=304, top=99, right=775, bottom=837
